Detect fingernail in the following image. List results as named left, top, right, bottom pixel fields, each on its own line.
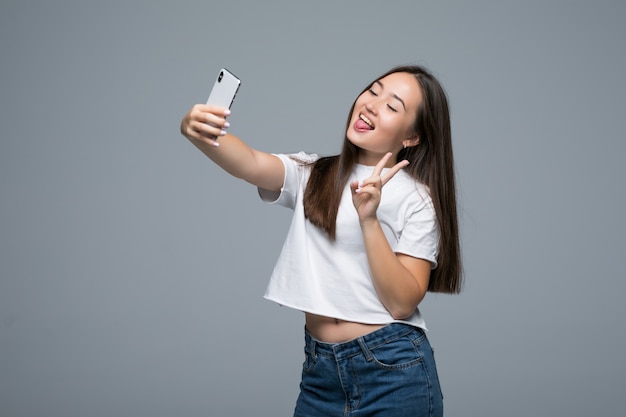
left=224, top=121, right=230, bottom=128
left=212, top=141, right=220, bottom=147
left=224, top=109, right=231, bottom=116
left=220, top=130, right=227, bottom=136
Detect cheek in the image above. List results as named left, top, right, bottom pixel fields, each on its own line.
left=399, top=115, right=417, bottom=137
left=383, top=116, right=413, bottom=138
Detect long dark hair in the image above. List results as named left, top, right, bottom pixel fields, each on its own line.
left=303, top=65, right=462, bottom=293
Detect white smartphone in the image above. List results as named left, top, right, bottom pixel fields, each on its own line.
left=206, top=68, right=241, bottom=109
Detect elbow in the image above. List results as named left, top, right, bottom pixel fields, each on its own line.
left=388, top=305, right=418, bottom=321
left=387, top=293, right=426, bottom=320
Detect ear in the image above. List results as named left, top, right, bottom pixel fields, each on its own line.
left=402, top=134, right=420, bottom=148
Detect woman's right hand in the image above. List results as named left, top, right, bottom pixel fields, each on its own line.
left=180, top=104, right=231, bottom=147
left=178, top=102, right=285, bottom=192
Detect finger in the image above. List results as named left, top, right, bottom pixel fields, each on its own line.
left=371, top=152, right=393, bottom=177
left=191, top=109, right=230, bottom=134
left=351, top=179, right=374, bottom=193
left=185, top=119, right=221, bottom=147
left=189, top=106, right=231, bottom=131
left=197, top=109, right=229, bottom=128
left=191, top=120, right=227, bottom=141
left=196, top=104, right=231, bottom=117
left=380, top=159, right=409, bottom=186
left=203, top=136, right=221, bottom=147
left=356, top=177, right=378, bottom=191
left=213, top=106, right=231, bottom=117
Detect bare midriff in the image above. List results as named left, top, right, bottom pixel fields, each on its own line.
left=305, top=312, right=386, bottom=344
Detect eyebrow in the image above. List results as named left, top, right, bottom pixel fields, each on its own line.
left=375, top=80, right=406, bottom=110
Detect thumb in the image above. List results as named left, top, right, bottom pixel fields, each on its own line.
left=349, top=180, right=361, bottom=194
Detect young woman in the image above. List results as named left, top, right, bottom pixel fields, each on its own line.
left=180, top=65, right=462, bottom=417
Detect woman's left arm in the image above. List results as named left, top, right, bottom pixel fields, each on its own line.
left=350, top=153, right=430, bottom=320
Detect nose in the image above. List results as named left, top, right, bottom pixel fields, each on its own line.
left=365, top=98, right=380, bottom=115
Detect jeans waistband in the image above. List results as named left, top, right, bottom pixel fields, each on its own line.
left=304, top=323, right=424, bottom=361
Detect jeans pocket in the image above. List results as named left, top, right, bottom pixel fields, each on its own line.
left=302, top=349, right=316, bottom=373
left=368, top=335, right=423, bottom=370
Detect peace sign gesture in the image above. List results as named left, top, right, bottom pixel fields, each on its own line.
left=350, top=152, right=409, bottom=222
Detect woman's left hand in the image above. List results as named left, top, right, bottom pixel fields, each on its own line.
left=350, top=152, right=409, bottom=222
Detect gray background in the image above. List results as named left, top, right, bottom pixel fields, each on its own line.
left=1, top=1, right=625, bottom=416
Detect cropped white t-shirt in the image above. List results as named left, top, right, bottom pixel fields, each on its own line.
left=258, top=152, right=439, bottom=330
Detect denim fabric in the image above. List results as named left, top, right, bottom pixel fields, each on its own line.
left=294, top=323, right=443, bottom=417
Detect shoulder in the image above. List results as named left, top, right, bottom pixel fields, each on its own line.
left=280, top=151, right=319, bottom=165
left=259, top=151, right=318, bottom=206
left=270, top=152, right=319, bottom=178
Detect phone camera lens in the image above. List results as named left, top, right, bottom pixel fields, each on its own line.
left=218, top=71, right=224, bottom=82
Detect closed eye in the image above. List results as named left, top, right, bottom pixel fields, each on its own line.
left=387, top=104, right=398, bottom=112
left=368, top=89, right=378, bottom=97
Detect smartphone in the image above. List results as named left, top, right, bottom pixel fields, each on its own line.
left=206, top=68, right=241, bottom=109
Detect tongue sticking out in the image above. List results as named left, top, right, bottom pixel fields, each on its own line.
left=355, top=119, right=373, bottom=131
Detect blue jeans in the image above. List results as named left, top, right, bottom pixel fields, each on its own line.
left=294, top=323, right=443, bottom=417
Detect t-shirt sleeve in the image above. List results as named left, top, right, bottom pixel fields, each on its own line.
left=257, top=152, right=317, bottom=209
left=394, top=196, right=440, bottom=268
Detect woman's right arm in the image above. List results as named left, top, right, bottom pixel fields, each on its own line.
left=180, top=104, right=285, bottom=193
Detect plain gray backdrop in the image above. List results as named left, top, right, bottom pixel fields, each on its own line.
left=1, top=1, right=625, bottom=416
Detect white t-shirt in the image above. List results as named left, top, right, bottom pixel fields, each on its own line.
left=259, top=152, right=439, bottom=330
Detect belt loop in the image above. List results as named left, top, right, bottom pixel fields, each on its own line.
left=357, top=337, right=374, bottom=362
